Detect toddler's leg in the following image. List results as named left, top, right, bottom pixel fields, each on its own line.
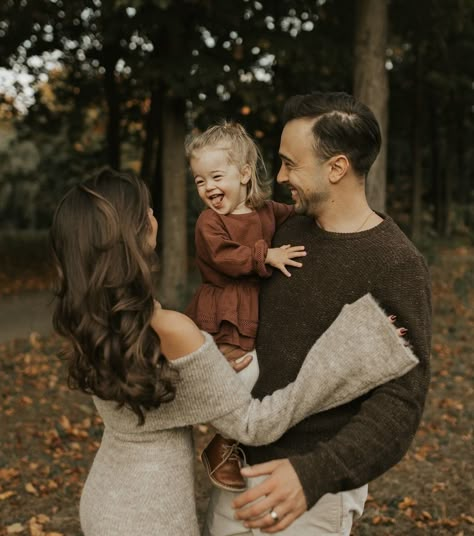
left=201, top=346, right=259, bottom=492
left=201, top=435, right=247, bottom=492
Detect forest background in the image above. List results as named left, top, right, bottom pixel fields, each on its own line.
left=0, top=0, right=472, bottom=307
left=0, top=1, right=473, bottom=535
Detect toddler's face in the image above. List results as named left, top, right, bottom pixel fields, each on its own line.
left=191, top=146, right=251, bottom=215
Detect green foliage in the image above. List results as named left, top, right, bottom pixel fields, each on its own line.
left=0, top=0, right=472, bottom=237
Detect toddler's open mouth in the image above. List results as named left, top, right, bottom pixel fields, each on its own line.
left=209, top=194, right=224, bottom=208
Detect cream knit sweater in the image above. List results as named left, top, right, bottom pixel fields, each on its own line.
left=79, top=294, right=418, bottom=536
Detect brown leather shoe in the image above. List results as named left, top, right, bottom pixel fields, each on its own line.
left=201, top=434, right=247, bottom=492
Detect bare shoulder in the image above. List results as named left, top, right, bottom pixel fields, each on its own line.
left=151, top=307, right=205, bottom=360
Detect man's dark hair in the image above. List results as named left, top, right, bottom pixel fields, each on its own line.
left=282, top=92, right=381, bottom=177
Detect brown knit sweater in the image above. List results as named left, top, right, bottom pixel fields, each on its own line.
left=244, top=214, right=432, bottom=509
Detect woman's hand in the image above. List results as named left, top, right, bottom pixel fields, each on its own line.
left=265, top=244, right=306, bottom=277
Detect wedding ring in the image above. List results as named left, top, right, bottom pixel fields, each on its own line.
left=270, top=509, right=279, bottom=523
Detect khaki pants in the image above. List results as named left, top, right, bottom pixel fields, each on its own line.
left=203, top=475, right=368, bottom=536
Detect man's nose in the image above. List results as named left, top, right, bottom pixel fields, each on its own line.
left=276, top=165, right=287, bottom=184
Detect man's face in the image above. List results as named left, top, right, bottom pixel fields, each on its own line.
left=277, top=118, right=331, bottom=218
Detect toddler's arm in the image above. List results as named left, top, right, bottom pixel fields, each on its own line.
left=196, top=212, right=271, bottom=278
left=196, top=210, right=305, bottom=279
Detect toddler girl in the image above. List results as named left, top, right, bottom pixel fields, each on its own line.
left=185, top=122, right=306, bottom=491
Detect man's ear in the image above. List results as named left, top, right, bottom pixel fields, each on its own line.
left=240, top=164, right=252, bottom=185
left=328, top=155, right=349, bottom=184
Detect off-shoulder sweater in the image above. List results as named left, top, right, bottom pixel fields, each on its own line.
left=79, top=294, right=418, bottom=536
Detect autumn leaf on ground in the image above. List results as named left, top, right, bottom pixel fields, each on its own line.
left=25, top=482, right=39, bottom=496
left=398, top=496, right=417, bottom=510
left=6, top=523, right=25, bottom=534
left=0, top=490, right=17, bottom=500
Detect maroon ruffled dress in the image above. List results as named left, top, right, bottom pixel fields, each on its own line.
left=186, top=201, right=294, bottom=351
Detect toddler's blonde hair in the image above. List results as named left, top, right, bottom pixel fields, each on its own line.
left=185, top=121, right=271, bottom=210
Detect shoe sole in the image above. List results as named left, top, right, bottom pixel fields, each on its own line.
left=201, top=451, right=247, bottom=493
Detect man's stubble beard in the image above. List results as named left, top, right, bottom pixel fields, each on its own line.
left=294, top=189, right=330, bottom=219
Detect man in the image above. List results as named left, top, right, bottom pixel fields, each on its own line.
left=204, top=91, right=432, bottom=535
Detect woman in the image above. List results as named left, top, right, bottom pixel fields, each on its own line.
left=50, top=168, right=417, bottom=535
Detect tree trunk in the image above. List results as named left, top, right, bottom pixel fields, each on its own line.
left=411, top=44, right=424, bottom=242
left=158, top=93, right=187, bottom=309
left=102, top=45, right=121, bottom=170
left=140, top=87, right=161, bottom=185
left=353, top=0, right=389, bottom=213
left=431, top=102, right=448, bottom=236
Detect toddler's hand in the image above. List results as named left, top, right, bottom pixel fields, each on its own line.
left=218, top=343, right=253, bottom=373
left=265, top=244, right=306, bottom=277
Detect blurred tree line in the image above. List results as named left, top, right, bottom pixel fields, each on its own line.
left=0, top=0, right=472, bottom=307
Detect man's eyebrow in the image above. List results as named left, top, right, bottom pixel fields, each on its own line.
left=279, top=152, right=296, bottom=165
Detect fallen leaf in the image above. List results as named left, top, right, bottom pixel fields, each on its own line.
left=28, top=517, right=45, bottom=536
left=398, top=496, right=417, bottom=510
left=0, top=467, right=20, bottom=480
left=6, top=523, right=25, bottom=534
left=432, top=482, right=447, bottom=493
left=59, top=415, right=71, bottom=432
left=371, top=515, right=395, bottom=525
left=0, top=490, right=17, bottom=500
left=29, top=332, right=42, bottom=350
left=25, top=482, right=39, bottom=496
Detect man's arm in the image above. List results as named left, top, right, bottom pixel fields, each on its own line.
left=234, top=254, right=431, bottom=532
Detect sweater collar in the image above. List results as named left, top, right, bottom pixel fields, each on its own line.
left=310, top=212, right=393, bottom=240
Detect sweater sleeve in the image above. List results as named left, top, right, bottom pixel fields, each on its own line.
left=196, top=212, right=271, bottom=278
left=148, top=294, right=419, bottom=443
left=289, top=255, right=432, bottom=508
left=270, top=201, right=295, bottom=227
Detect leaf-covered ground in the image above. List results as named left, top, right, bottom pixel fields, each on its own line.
left=0, top=245, right=472, bottom=536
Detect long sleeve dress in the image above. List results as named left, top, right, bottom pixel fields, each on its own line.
left=79, top=294, right=419, bottom=536
left=185, top=202, right=294, bottom=350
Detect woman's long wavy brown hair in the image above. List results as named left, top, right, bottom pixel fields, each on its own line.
left=50, top=168, right=179, bottom=424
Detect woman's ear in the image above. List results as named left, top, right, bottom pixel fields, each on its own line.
left=240, top=164, right=252, bottom=185
left=328, top=155, right=349, bottom=184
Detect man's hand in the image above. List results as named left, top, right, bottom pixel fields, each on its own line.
left=232, top=459, right=308, bottom=533
left=265, top=244, right=306, bottom=277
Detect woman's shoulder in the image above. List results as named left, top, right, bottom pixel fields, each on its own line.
left=150, top=306, right=205, bottom=360
left=151, top=307, right=197, bottom=339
